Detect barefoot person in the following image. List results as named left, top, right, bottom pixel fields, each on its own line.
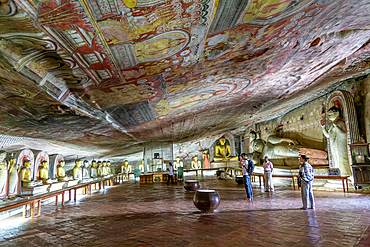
left=263, top=156, right=274, bottom=192
left=239, top=153, right=254, bottom=201
left=299, top=155, right=315, bottom=210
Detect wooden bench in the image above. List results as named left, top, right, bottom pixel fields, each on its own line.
left=253, top=173, right=350, bottom=192
left=0, top=178, right=114, bottom=219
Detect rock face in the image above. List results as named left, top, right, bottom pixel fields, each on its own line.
left=1, top=1, right=370, bottom=158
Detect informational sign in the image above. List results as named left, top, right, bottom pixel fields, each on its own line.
left=328, top=168, right=341, bottom=176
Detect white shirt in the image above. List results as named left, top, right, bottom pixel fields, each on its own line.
left=263, top=161, right=273, bottom=172
left=241, top=159, right=248, bottom=175
left=168, top=166, right=174, bottom=176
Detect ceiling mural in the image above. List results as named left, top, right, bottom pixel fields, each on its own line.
left=0, top=0, right=370, bottom=157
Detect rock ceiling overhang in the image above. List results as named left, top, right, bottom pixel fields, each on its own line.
left=1, top=0, right=370, bottom=158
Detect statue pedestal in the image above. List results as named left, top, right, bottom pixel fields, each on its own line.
left=21, top=184, right=50, bottom=196
left=48, top=181, right=66, bottom=192
left=211, top=160, right=239, bottom=168
left=65, top=180, right=79, bottom=188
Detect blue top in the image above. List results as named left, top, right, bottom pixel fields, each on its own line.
left=299, top=162, right=314, bottom=182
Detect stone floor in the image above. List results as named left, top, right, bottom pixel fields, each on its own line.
left=0, top=176, right=369, bottom=247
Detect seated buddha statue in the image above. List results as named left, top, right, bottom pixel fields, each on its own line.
left=57, top=160, right=69, bottom=181
left=90, top=160, right=98, bottom=178
left=82, top=160, right=90, bottom=179
left=73, top=159, right=83, bottom=180
left=173, top=156, right=183, bottom=170
left=97, top=161, right=104, bottom=177
left=214, top=136, right=238, bottom=161
left=191, top=156, right=202, bottom=169
left=139, top=159, right=144, bottom=173
left=106, top=161, right=112, bottom=176
left=21, top=159, right=42, bottom=187
left=8, top=155, right=20, bottom=199
left=102, top=161, right=108, bottom=176
left=39, top=160, right=53, bottom=184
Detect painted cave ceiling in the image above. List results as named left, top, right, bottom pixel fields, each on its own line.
left=0, top=0, right=370, bottom=158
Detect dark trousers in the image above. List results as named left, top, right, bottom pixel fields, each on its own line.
left=243, top=175, right=253, bottom=198
left=167, top=175, right=174, bottom=185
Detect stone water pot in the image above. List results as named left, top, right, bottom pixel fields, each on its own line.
left=184, top=180, right=200, bottom=191
left=235, top=176, right=244, bottom=184
left=193, top=189, right=220, bottom=213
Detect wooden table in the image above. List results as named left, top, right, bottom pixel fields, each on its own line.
left=253, top=173, right=350, bottom=192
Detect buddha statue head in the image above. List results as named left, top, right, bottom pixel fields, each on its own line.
left=252, top=139, right=265, bottom=153
left=107, top=161, right=111, bottom=167
left=97, top=161, right=102, bottom=167
left=193, top=156, right=198, bottom=161
left=219, top=136, right=226, bottom=146
left=59, top=160, right=65, bottom=167
left=75, top=159, right=82, bottom=167
left=328, top=106, right=341, bottom=122
left=124, top=160, right=128, bottom=166
left=0, top=150, right=6, bottom=164
left=92, top=160, right=97, bottom=167
left=9, top=154, right=16, bottom=166
left=84, top=160, right=89, bottom=168
left=176, top=156, right=180, bottom=162
left=24, top=159, right=31, bottom=168
left=103, top=161, right=107, bottom=167
left=41, top=160, right=48, bottom=169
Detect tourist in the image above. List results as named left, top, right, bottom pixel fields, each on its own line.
left=239, top=153, right=254, bottom=201
left=263, top=156, right=274, bottom=192
left=299, top=155, right=315, bottom=210
left=167, top=162, right=174, bottom=185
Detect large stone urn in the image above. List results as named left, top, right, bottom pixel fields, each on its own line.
left=184, top=180, right=200, bottom=191
left=193, top=189, right=220, bottom=213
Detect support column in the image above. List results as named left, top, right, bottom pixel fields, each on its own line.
left=143, top=147, right=147, bottom=175
left=364, top=75, right=370, bottom=142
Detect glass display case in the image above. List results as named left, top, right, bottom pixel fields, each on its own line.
left=349, top=142, right=370, bottom=189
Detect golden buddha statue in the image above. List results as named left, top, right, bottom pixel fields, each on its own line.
left=57, top=160, right=69, bottom=181
left=39, top=160, right=52, bottom=184
left=21, top=159, right=37, bottom=187
left=139, top=159, right=144, bottom=173
left=0, top=151, right=8, bottom=197
left=8, top=155, right=20, bottom=199
left=82, top=160, right=90, bottom=179
left=90, top=160, right=98, bottom=178
left=73, top=159, right=83, bottom=180
left=191, top=156, right=202, bottom=169
left=106, top=161, right=112, bottom=175
left=214, top=136, right=238, bottom=161
left=173, top=156, right=183, bottom=170
left=102, top=161, right=108, bottom=176
left=97, top=161, right=103, bottom=177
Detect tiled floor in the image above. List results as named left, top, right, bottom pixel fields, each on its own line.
left=0, top=176, right=369, bottom=246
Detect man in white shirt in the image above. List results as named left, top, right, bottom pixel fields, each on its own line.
left=263, top=156, right=274, bottom=192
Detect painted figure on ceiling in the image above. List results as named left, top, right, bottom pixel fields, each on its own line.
left=321, top=105, right=351, bottom=176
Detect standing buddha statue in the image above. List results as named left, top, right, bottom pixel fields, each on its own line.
left=0, top=151, right=8, bottom=198
left=106, top=161, right=112, bottom=176
left=173, top=156, right=183, bottom=170
left=8, top=155, right=20, bottom=199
